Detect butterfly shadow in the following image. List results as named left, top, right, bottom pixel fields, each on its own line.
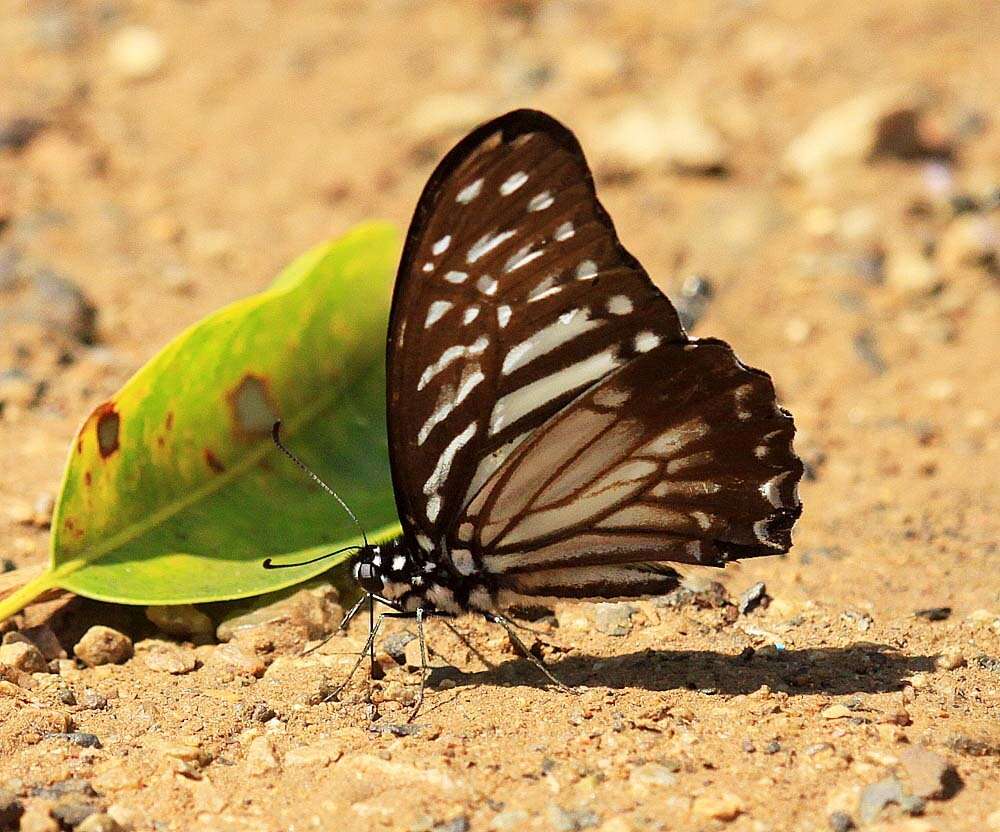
left=428, top=643, right=937, bottom=697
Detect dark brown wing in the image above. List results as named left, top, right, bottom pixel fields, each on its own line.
left=445, top=339, right=803, bottom=598
left=386, top=110, right=686, bottom=551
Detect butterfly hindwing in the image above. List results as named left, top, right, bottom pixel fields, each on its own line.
left=446, top=339, right=801, bottom=596
left=387, top=110, right=687, bottom=549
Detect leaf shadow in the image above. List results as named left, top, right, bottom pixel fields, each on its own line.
left=430, top=644, right=937, bottom=696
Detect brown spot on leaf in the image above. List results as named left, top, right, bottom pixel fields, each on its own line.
left=156, top=436, right=165, bottom=448
left=204, top=449, right=225, bottom=473
left=64, top=517, right=75, bottom=531
left=77, top=438, right=83, bottom=454
left=95, top=403, right=120, bottom=458
left=165, top=411, right=174, bottom=430
left=226, top=373, right=279, bottom=440
left=84, top=471, right=92, bottom=486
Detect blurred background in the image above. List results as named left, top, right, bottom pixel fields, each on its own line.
left=2, top=0, right=998, bottom=587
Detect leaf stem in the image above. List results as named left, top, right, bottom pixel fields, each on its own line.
left=0, top=570, right=59, bottom=622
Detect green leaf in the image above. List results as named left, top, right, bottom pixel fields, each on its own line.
left=0, top=223, right=402, bottom=620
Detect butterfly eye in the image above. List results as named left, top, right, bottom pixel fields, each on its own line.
left=356, top=563, right=377, bottom=582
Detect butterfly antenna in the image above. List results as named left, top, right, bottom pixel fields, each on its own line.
left=262, top=544, right=362, bottom=570
left=270, top=421, right=370, bottom=549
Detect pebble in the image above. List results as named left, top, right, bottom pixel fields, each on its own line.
left=0, top=117, right=47, bottom=152
left=596, top=106, right=729, bottom=176
left=629, top=763, right=677, bottom=794
left=245, top=735, right=279, bottom=775
left=145, top=604, right=215, bottom=643
left=885, top=246, right=941, bottom=296
left=491, top=810, right=529, bottom=831
left=783, top=88, right=935, bottom=182
left=434, top=818, right=471, bottom=832
left=915, top=607, right=951, bottom=621
left=18, top=805, right=59, bottom=832
left=140, top=641, right=197, bottom=674
left=691, top=793, right=744, bottom=822
left=899, top=746, right=957, bottom=798
left=74, top=626, right=133, bottom=667
left=107, top=26, right=166, bottom=81
left=284, top=743, right=341, bottom=767
left=821, top=704, right=855, bottom=720
left=249, top=702, right=276, bottom=723
left=76, top=814, right=123, bottom=832
left=13, top=269, right=98, bottom=345
left=738, top=582, right=770, bottom=615
left=0, top=640, right=49, bottom=673
left=52, top=801, right=97, bottom=828
left=549, top=806, right=598, bottom=831
left=938, top=215, right=998, bottom=273
left=936, top=649, right=966, bottom=671
left=215, top=584, right=343, bottom=642
left=382, top=630, right=416, bottom=664
left=211, top=642, right=266, bottom=677
left=828, top=811, right=855, bottom=832
left=80, top=689, right=108, bottom=710
left=52, top=732, right=102, bottom=749
left=0, top=788, right=24, bottom=830
left=594, top=602, right=636, bottom=636
left=858, top=777, right=905, bottom=823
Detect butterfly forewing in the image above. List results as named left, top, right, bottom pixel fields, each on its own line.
left=388, top=111, right=687, bottom=549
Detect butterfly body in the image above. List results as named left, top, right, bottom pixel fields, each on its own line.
left=347, top=108, right=802, bottom=619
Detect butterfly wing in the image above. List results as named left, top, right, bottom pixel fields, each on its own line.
left=447, top=338, right=802, bottom=598
left=387, top=110, right=686, bottom=550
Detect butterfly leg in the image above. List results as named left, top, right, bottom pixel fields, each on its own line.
left=484, top=612, right=576, bottom=693
left=324, top=605, right=391, bottom=703
left=303, top=594, right=369, bottom=657
left=407, top=608, right=428, bottom=723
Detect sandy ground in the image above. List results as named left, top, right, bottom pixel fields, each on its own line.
left=1, top=1, right=998, bottom=831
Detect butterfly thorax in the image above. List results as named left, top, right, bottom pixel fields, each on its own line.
left=351, top=537, right=493, bottom=615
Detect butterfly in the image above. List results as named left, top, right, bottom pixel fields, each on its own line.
left=270, top=109, right=803, bottom=713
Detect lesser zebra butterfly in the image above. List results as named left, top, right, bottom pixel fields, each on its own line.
left=273, top=109, right=803, bottom=711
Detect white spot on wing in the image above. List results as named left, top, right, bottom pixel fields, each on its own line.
left=423, top=421, right=478, bottom=522
left=424, top=300, right=453, bottom=328
left=392, top=555, right=406, bottom=570
left=500, top=171, right=528, bottom=195
left=456, top=178, right=483, bottom=204
left=422, top=262, right=434, bottom=273
left=432, top=235, right=451, bottom=255
left=576, top=260, right=598, bottom=280
left=476, top=274, right=498, bottom=296
left=634, top=331, right=661, bottom=353
left=527, top=275, right=561, bottom=303
left=497, top=305, right=512, bottom=328
left=417, top=363, right=485, bottom=445
left=457, top=522, right=474, bottom=542
left=451, top=549, right=475, bottom=575
left=463, top=306, right=480, bottom=325
left=501, top=308, right=602, bottom=375
left=504, top=245, right=544, bottom=273
left=468, top=230, right=516, bottom=264
left=554, top=221, right=575, bottom=241
left=416, top=534, right=434, bottom=552
left=445, top=270, right=468, bottom=284
left=426, top=495, right=441, bottom=523
left=528, top=191, right=553, bottom=211
left=607, top=295, right=633, bottom=315
left=418, top=336, right=489, bottom=390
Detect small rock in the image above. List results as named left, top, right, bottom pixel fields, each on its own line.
left=691, top=793, right=743, bottom=822
left=0, top=640, right=49, bottom=673
left=434, top=817, right=470, bottom=832
left=140, top=641, right=196, bottom=674
left=945, top=734, right=1000, bottom=757
left=490, top=810, right=529, bottom=831
left=858, top=777, right=904, bottom=823
left=885, top=246, right=941, bottom=296
left=80, top=689, right=107, bottom=710
left=403, top=638, right=425, bottom=671
left=783, top=88, right=943, bottom=182
left=51, top=801, right=96, bottom=828
left=0, top=788, right=24, bottom=830
left=594, top=603, right=636, bottom=636
left=285, top=743, right=341, bottom=767
left=596, top=106, right=728, bottom=176
left=249, top=702, right=276, bottom=723
left=381, top=630, right=416, bottom=664
left=51, top=732, right=102, bottom=748
left=899, top=745, right=958, bottom=799
left=76, top=814, right=123, bottom=832
left=245, top=735, right=279, bottom=775
left=74, top=626, right=133, bottom=667
left=18, top=805, right=59, bottom=832
left=915, top=607, right=951, bottom=621
left=0, top=117, right=47, bottom=152
left=821, top=704, right=855, bottom=720
left=828, top=811, right=855, bottom=832
left=938, top=215, right=998, bottom=273
left=549, top=806, right=598, bottom=831
left=16, top=625, right=65, bottom=660
left=9, top=269, right=98, bottom=345
left=215, top=583, right=342, bottom=642
left=629, top=763, right=677, bottom=794
left=145, top=604, right=215, bottom=643
left=108, top=26, right=166, bottom=81
left=900, top=794, right=927, bottom=816
left=738, top=582, right=770, bottom=615
left=211, top=642, right=266, bottom=677
left=936, top=649, right=966, bottom=671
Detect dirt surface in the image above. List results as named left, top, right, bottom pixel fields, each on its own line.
left=1, top=2, right=999, bottom=831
